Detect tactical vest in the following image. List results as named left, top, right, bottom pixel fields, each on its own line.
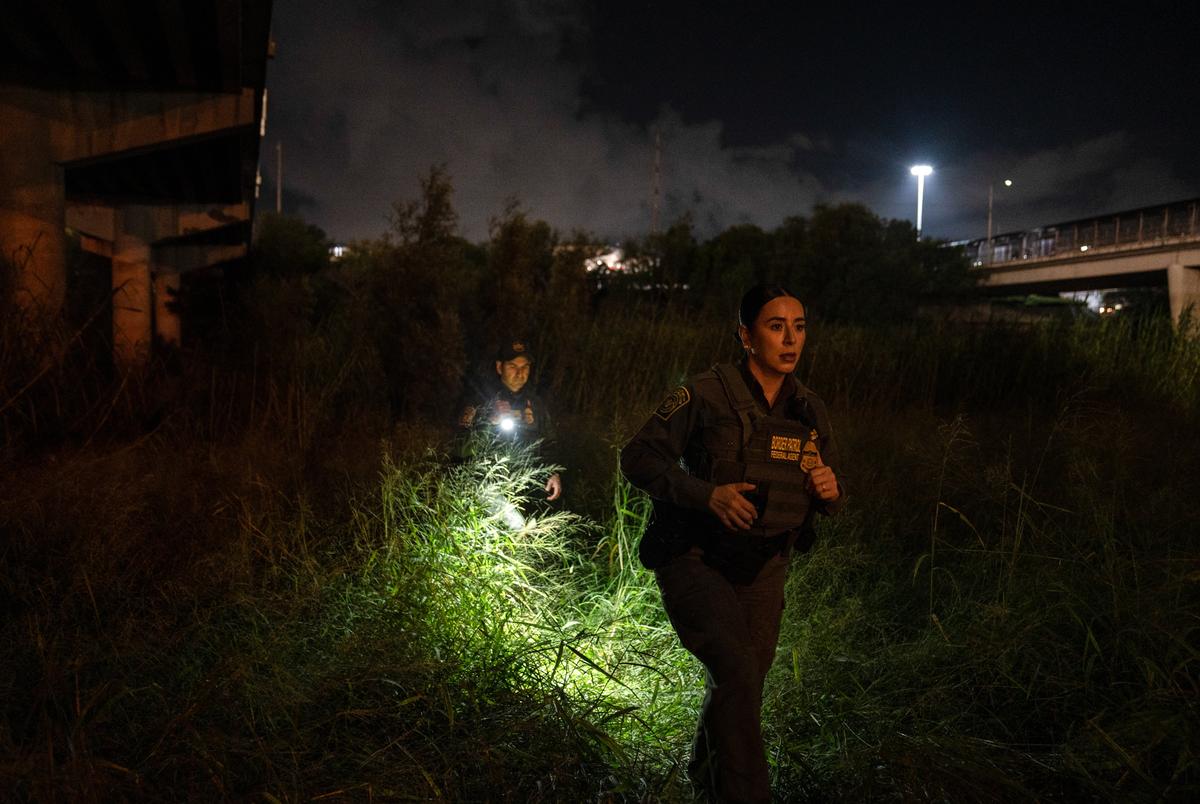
left=481, top=394, right=540, bottom=440
left=702, top=363, right=821, bottom=534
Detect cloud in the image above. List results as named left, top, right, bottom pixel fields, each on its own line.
left=268, top=0, right=823, bottom=242
left=961, top=135, right=1192, bottom=236
left=267, top=1, right=1194, bottom=245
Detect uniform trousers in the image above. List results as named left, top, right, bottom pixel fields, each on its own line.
left=655, top=545, right=789, bottom=803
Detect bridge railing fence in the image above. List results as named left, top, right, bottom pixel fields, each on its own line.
left=970, top=201, right=1200, bottom=266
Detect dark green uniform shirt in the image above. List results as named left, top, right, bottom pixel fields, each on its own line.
left=620, top=361, right=844, bottom=570
left=459, top=380, right=557, bottom=463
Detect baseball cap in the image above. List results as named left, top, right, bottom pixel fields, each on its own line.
left=497, top=339, right=533, bottom=363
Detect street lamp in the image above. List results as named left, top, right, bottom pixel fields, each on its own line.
left=984, top=178, right=1013, bottom=264
left=910, top=165, right=933, bottom=237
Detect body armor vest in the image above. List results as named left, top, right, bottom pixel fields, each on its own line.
left=702, top=364, right=819, bottom=534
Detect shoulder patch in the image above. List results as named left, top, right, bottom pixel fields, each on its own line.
left=654, top=387, right=691, bottom=421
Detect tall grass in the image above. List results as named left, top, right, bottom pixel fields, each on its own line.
left=2, top=277, right=1198, bottom=801
left=0, top=424, right=698, bottom=799
left=535, top=296, right=735, bottom=425
left=367, top=437, right=704, bottom=797
left=766, top=344, right=1200, bottom=801
left=804, top=314, right=1200, bottom=415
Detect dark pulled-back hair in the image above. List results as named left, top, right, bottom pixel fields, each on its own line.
left=738, top=283, right=799, bottom=328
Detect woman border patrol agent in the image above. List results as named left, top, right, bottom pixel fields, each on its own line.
left=620, top=284, right=845, bottom=803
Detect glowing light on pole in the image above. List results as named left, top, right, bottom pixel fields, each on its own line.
left=910, top=165, right=933, bottom=237
left=985, top=178, right=1013, bottom=263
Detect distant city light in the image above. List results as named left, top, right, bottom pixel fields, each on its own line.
left=1080, top=245, right=1090, bottom=252
left=1004, top=179, right=1013, bottom=187
left=584, top=246, right=627, bottom=273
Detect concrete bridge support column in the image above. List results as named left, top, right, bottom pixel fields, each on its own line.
left=0, top=91, right=65, bottom=320
left=1167, top=263, right=1200, bottom=328
left=112, top=213, right=154, bottom=370
left=154, top=272, right=182, bottom=348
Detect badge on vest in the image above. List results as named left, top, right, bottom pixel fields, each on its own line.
left=771, top=429, right=820, bottom=469
left=654, top=387, right=690, bottom=421
left=800, top=429, right=821, bottom=471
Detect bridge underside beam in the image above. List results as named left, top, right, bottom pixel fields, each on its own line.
left=977, top=243, right=1200, bottom=327
left=68, top=201, right=251, bottom=248
left=1, top=84, right=259, bottom=323
left=979, top=269, right=1166, bottom=297
left=979, top=246, right=1200, bottom=286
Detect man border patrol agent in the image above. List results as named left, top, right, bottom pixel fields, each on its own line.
left=459, top=339, right=562, bottom=501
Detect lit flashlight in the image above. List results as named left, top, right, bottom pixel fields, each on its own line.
left=498, top=415, right=515, bottom=433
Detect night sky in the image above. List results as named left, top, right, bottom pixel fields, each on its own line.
left=266, top=1, right=1200, bottom=244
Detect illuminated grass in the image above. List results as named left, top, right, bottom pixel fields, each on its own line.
left=2, top=304, right=1199, bottom=801
left=366, top=437, right=701, bottom=794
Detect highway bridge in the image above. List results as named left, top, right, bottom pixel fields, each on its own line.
left=963, top=198, right=1200, bottom=324
left=0, top=0, right=273, bottom=369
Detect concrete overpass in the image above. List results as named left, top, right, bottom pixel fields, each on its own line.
left=966, top=198, right=1200, bottom=325
left=0, top=0, right=273, bottom=369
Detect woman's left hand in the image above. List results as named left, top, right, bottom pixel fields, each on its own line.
left=807, top=459, right=840, bottom=502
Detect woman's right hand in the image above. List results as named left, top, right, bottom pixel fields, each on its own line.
left=707, top=482, right=758, bottom=531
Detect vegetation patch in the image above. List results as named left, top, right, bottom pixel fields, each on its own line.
left=3, top=178, right=1198, bottom=800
